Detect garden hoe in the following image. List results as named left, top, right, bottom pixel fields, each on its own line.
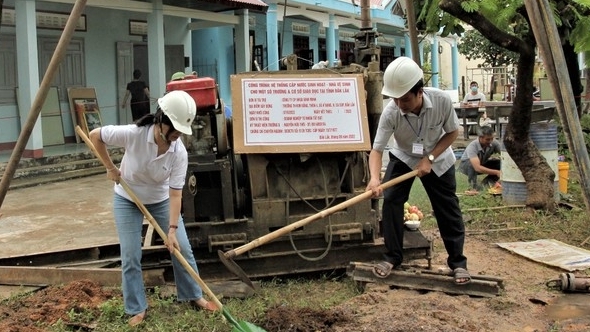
left=218, top=169, right=419, bottom=289
left=76, top=126, right=266, bottom=332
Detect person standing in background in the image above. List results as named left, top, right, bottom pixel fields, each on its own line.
left=122, top=69, right=151, bottom=121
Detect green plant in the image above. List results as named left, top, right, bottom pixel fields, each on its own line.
left=557, top=113, right=590, bottom=161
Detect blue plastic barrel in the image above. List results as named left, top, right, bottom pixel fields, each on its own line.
left=500, top=122, right=559, bottom=205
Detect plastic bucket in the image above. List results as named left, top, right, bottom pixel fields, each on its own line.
left=500, top=123, right=559, bottom=205
left=558, top=161, right=569, bottom=194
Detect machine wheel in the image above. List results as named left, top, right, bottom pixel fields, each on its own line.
left=216, top=112, right=228, bottom=157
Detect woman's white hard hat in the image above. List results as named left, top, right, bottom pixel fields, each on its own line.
left=157, top=90, right=196, bottom=135
left=382, top=57, right=423, bottom=98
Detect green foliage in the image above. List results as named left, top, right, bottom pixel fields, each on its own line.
left=570, top=18, right=590, bottom=67
left=460, top=0, right=480, bottom=12
left=415, top=0, right=464, bottom=36
left=98, top=297, right=125, bottom=321
left=458, top=29, right=520, bottom=67
left=552, top=0, right=590, bottom=67
left=558, top=113, right=590, bottom=160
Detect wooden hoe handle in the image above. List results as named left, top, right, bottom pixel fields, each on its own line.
left=224, top=169, right=419, bottom=259
left=75, top=126, right=224, bottom=311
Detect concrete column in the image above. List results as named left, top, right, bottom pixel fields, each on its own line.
left=266, top=3, right=279, bottom=71
left=404, top=34, right=411, bottom=58
left=235, top=9, right=250, bottom=73
left=281, top=18, right=294, bottom=57
left=327, top=14, right=337, bottom=66
left=451, top=39, right=459, bottom=90
left=431, top=36, right=439, bottom=88
left=148, top=0, right=166, bottom=100
left=419, top=42, right=424, bottom=66
left=310, top=22, right=320, bottom=64
left=16, top=0, right=42, bottom=157
left=394, top=37, right=402, bottom=57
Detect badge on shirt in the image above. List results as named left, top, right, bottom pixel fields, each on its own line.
left=412, top=142, right=424, bottom=155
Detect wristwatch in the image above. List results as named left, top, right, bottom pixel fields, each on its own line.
left=427, top=154, right=435, bottom=163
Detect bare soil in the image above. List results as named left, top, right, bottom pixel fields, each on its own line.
left=2, top=234, right=589, bottom=332
left=262, top=233, right=590, bottom=332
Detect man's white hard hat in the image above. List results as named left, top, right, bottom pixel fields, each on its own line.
left=157, top=90, right=196, bottom=135
left=382, top=56, right=424, bottom=98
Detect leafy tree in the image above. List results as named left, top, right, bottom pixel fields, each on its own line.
left=412, top=0, right=590, bottom=210
left=457, top=30, right=519, bottom=68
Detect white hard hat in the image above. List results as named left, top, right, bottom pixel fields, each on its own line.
left=157, top=90, right=196, bottom=135
left=382, top=57, right=423, bottom=98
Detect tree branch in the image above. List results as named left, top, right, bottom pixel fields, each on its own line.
left=438, top=0, right=526, bottom=53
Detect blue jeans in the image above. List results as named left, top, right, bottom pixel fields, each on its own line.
left=113, top=193, right=204, bottom=315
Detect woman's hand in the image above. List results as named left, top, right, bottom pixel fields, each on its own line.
left=106, top=167, right=120, bottom=183
left=167, top=229, right=179, bottom=253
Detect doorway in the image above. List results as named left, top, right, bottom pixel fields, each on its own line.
left=116, top=42, right=186, bottom=124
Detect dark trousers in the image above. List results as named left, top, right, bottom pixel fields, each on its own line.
left=460, top=159, right=501, bottom=190
left=381, top=153, right=467, bottom=270
left=130, top=100, right=150, bottom=121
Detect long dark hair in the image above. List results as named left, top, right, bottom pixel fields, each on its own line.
left=135, top=107, right=176, bottom=141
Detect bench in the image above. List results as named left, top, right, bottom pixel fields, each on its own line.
left=485, top=103, right=556, bottom=137
left=454, top=106, right=481, bottom=140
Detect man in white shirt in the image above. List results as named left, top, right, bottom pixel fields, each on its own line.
left=366, top=57, right=470, bottom=285
left=462, top=81, right=486, bottom=106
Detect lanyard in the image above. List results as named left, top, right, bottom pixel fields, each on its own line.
left=404, top=115, right=422, bottom=139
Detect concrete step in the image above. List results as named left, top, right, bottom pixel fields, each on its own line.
left=0, top=147, right=124, bottom=190
left=8, top=166, right=108, bottom=190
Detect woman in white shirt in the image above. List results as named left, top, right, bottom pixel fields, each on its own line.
left=89, top=90, right=217, bottom=327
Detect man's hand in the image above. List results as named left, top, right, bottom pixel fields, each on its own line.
left=366, top=178, right=383, bottom=198
left=416, top=157, right=433, bottom=177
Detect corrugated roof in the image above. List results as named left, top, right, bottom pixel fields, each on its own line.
left=164, top=0, right=268, bottom=13
left=227, top=0, right=268, bottom=8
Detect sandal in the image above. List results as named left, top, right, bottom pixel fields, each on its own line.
left=453, top=267, right=472, bottom=285
left=373, top=261, right=394, bottom=278
left=128, top=310, right=147, bottom=327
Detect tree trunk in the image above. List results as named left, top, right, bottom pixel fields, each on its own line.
left=505, top=41, right=556, bottom=211
left=439, top=0, right=556, bottom=210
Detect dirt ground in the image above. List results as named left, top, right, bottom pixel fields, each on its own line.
left=1, top=173, right=589, bottom=331
left=265, top=232, right=590, bottom=332
left=2, top=233, right=589, bottom=332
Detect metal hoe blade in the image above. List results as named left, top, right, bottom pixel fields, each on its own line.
left=218, top=250, right=256, bottom=290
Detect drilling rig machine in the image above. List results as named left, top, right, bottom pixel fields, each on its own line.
left=146, top=0, right=432, bottom=283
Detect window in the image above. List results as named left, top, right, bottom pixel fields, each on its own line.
left=0, top=35, right=17, bottom=105
left=293, top=35, right=311, bottom=69
left=339, top=41, right=355, bottom=65
left=0, top=35, right=86, bottom=104
left=38, top=37, right=86, bottom=101
left=380, top=46, right=395, bottom=71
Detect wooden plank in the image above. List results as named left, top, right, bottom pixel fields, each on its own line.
left=0, top=266, right=165, bottom=287
left=347, top=262, right=503, bottom=298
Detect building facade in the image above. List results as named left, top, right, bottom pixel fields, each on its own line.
left=0, top=0, right=465, bottom=157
